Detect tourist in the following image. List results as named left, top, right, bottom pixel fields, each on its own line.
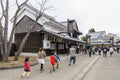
left=110, top=47, right=114, bottom=56
left=49, top=51, right=57, bottom=73
left=54, top=51, right=60, bottom=69
left=21, top=57, right=31, bottom=78
left=38, top=48, right=46, bottom=73
left=69, top=46, right=76, bottom=66
left=103, top=47, right=108, bottom=58
left=88, top=46, right=92, bottom=57
left=98, top=47, right=101, bottom=55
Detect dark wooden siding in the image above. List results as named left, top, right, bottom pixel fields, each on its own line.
left=15, top=15, right=42, bottom=33
left=15, top=15, right=44, bottom=53
left=15, top=32, right=43, bottom=52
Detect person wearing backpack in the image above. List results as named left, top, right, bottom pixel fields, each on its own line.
left=54, top=51, right=60, bottom=69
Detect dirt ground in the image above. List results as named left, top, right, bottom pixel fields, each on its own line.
left=0, top=56, right=37, bottom=68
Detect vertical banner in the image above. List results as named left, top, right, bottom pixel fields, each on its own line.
left=43, top=40, right=51, bottom=49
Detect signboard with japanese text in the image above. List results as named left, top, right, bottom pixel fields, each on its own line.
left=43, top=40, right=51, bottom=49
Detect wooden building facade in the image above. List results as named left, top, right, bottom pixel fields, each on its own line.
left=14, top=4, right=85, bottom=55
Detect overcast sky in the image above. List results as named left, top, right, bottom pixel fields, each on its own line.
left=9, top=0, right=120, bottom=35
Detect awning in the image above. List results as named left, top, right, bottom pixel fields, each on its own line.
left=41, top=29, right=85, bottom=44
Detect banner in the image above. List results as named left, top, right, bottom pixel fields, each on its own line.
left=43, top=40, right=51, bottom=49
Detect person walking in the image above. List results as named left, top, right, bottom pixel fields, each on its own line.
left=110, top=47, right=114, bottom=56
left=21, top=57, right=31, bottom=78
left=88, top=47, right=92, bottom=57
left=103, top=47, right=108, bottom=58
left=81, top=47, right=84, bottom=54
left=76, top=47, right=79, bottom=54
left=98, top=47, right=101, bottom=55
left=54, top=51, right=60, bottom=69
left=38, top=48, right=46, bottom=73
left=69, top=46, right=76, bottom=66
left=49, top=51, right=57, bottom=73
left=114, top=46, right=117, bottom=52
left=117, top=46, right=119, bottom=54
left=92, top=46, right=95, bottom=55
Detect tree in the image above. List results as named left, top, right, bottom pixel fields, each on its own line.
left=14, top=0, right=48, bottom=61
left=88, top=28, right=96, bottom=33
left=81, top=36, right=87, bottom=42
left=0, top=0, right=48, bottom=61
left=0, top=0, right=29, bottom=62
left=0, top=19, right=4, bottom=61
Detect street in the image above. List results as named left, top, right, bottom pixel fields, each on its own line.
left=0, top=54, right=97, bottom=80
left=1, top=53, right=120, bottom=80
left=0, top=0, right=120, bottom=80
left=83, top=53, right=120, bottom=80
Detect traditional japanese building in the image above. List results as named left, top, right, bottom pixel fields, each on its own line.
left=14, top=4, right=85, bottom=55
left=108, top=33, right=120, bottom=45
left=87, top=31, right=110, bottom=45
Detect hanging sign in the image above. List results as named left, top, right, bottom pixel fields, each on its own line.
left=43, top=40, right=51, bottom=49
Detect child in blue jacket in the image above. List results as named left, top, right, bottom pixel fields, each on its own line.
left=54, top=51, right=60, bottom=69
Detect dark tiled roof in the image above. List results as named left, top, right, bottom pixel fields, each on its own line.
left=41, top=28, right=85, bottom=43
left=87, top=31, right=106, bottom=38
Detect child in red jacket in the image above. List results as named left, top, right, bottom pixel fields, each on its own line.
left=49, top=52, right=56, bottom=73
left=21, top=57, right=31, bottom=78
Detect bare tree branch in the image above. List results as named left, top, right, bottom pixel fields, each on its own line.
left=34, top=0, right=46, bottom=18
left=2, top=0, right=9, bottom=61
left=40, top=0, right=47, bottom=11
left=36, top=0, right=47, bottom=18
left=0, top=15, right=3, bottom=21
left=40, top=0, right=46, bottom=9
left=15, top=0, right=19, bottom=7
left=0, top=19, right=4, bottom=31
left=7, top=0, right=29, bottom=58
left=0, top=0, right=5, bottom=17
left=14, top=0, right=49, bottom=61
left=0, top=21, right=4, bottom=57
left=16, top=0, right=29, bottom=9
left=0, top=0, right=5, bottom=61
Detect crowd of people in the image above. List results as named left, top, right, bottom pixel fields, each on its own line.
left=80, top=45, right=120, bottom=57
left=20, top=45, right=120, bottom=78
